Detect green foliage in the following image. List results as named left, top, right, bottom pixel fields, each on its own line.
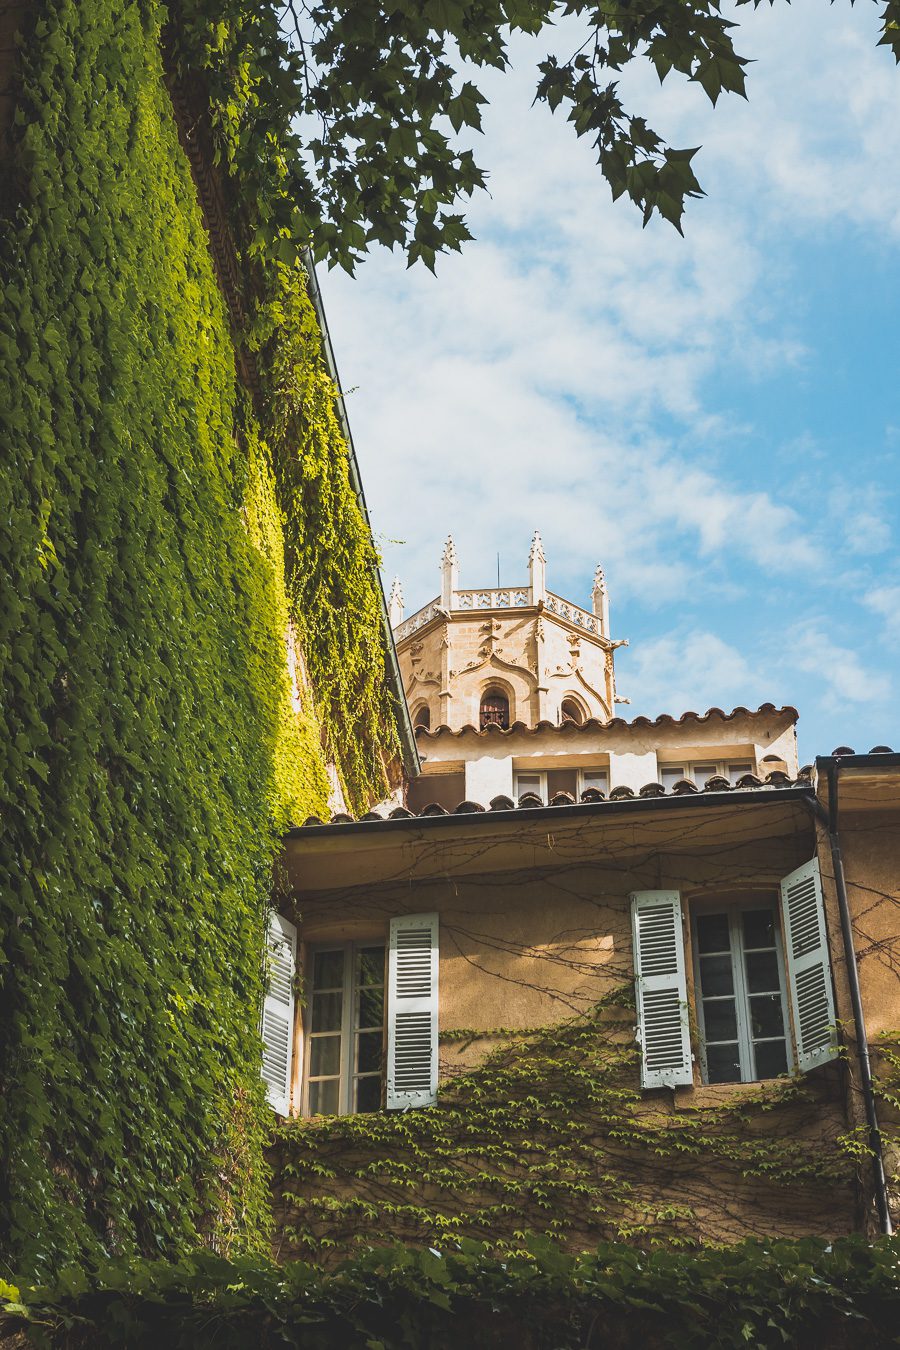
left=0, top=0, right=282, bottom=1277
left=0, top=0, right=395, bottom=1279
left=274, top=996, right=853, bottom=1256
left=169, top=0, right=900, bottom=272
left=250, top=266, right=401, bottom=814
left=3, top=1235, right=900, bottom=1348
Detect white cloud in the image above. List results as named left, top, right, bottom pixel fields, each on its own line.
left=318, top=1, right=899, bottom=755
left=621, top=629, right=784, bottom=719
left=787, top=619, right=892, bottom=709
left=864, top=586, right=900, bottom=644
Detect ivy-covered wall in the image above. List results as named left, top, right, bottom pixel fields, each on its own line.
left=272, top=998, right=858, bottom=1259
left=0, top=0, right=400, bottom=1279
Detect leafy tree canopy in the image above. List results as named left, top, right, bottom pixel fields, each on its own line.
left=175, top=0, right=900, bottom=272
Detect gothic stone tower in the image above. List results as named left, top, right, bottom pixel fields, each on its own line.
left=394, top=534, right=626, bottom=739
left=390, top=533, right=623, bottom=735
left=388, top=538, right=798, bottom=814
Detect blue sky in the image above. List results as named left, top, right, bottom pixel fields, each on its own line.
left=317, top=3, right=900, bottom=764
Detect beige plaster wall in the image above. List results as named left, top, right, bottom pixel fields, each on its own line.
left=280, top=817, right=858, bottom=1249
left=291, top=827, right=815, bottom=1071
left=410, top=707, right=799, bottom=807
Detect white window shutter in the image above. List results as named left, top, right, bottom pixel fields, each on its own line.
left=780, top=858, right=838, bottom=1071
left=630, top=890, right=693, bottom=1088
left=387, top=913, right=439, bottom=1109
left=261, top=912, right=297, bottom=1115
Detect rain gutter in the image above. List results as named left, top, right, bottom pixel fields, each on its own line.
left=811, top=753, right=895, bottom=1235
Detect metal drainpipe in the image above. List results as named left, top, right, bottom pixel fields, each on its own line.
left=824, top=760, right=893, bottom=1235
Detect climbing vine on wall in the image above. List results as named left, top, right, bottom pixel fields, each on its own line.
left=251, top=264, right=401, bottom=813
left=0, top=0, right=399, bottom=1279
left=272, top=992, right=856, bottom=1259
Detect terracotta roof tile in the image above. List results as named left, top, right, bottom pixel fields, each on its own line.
left=287, top=747, right=898, bottom=829
left=415, top=703, right=798, bottom=739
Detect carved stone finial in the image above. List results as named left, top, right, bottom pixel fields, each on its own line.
left=388, top=576, right=404, bottom=626
left=528, top=530, right=546, bottom=604
left=440, top=535, right=459, bottom=608
left=592, top=562, right=609, bottom=634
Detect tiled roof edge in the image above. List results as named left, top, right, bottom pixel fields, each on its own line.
left=290, top=771, right=820, bottom=832
left=416, top=703, right=799, bottom=739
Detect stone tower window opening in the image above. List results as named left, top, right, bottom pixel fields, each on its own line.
left=560, top=697, right=586, bottom=726
left=412, top=703, right=431, bottom=731
left=480, top=689, right=510, bottom=731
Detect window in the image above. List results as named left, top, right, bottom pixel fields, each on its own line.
left=692, top=903, right=791, bottom=1083
left=659, top=760, right=754, bottom=790
left=560, top=698, right=585, bottom=725
left=305, top=942, right=386, bottom=1116
left=413, top=704, right=431, bottom=731
left=629, top=860, right=838, bottom=1090
left=514, top=767, right=608, bottom=802
left=480, top=690, right=510, bottom=730
left=578, top=767, right=609, bottom=796
left=298, top=914, right=439, bottom=1117
left=514, top=770, right=546, bottom=802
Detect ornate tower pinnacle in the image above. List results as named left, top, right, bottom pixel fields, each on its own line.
left=528, top=530, right=546, bottom=604
left=440, top=535, right=458, bottom=609
left=388, top=576, right=404, bottom=627
left=592, top=563, right=609, bottom=637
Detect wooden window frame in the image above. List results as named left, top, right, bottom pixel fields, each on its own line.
left=303, top=940, right=386, bottom=1117
left=689, top=896, right=793, bottom=1085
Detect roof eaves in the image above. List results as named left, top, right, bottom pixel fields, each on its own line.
left=285, top=779, right=815, bottom=840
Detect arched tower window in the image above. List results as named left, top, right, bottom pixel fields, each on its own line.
left=480, top=689, right=510, bottom=730
left=560, top=697, right=585, bottom=726
left=413, top=704, right=431, bottom=731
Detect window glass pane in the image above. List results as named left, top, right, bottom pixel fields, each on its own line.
left=660, top=766, right=684, bottom=788
left=582, top=771, right=608, bottom=792
left=698, top=953, right=734, bottom=997
left=696, top=913, right=730, bottom=954
left=357, top=986, right=384, bottom=1029
left=693, top=764, right=718, bottom=782
left=750, top=993, right=786, bottom=1040
left=309, top=1034, right=341, bottom=1078
left=727, top=762, right=753, bottom=784
left=356, top=946, right=385, bottom=986
left=742, top=908, right=775, bottom=950
left=516, top=775, right=543, bottom=796
left=706, top=1044, right=741, bottom=1083
left=356, top=1030, right=383, bottom=1074
left=308, top=1078, right=339, bottom=1115
left=754, top=1039, right=789, bottom=1080
left=703, top=999, right=738, bottom=1042
left=355, top=1076, right=381, bottom=1113
left=313, top=949, right=344, bottom=989
left=311, top=991, right=343, bottom=1033
left=745, top=950, right=780, bottom=994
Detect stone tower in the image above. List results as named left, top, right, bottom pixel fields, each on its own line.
left=391, top=534, right=624, bottom=733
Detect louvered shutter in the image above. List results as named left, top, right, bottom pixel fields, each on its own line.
left=387, top=913, right=439, bottom=1109
left=780, top=859, right=838, bottom=1071
left=630, top=890, right=693, bottom=1088
left=262, top=912, right=297, bottom=1115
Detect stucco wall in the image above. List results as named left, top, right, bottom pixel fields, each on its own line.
left=276, top=811, right=858, bottom=1253
left=411, top=706, right=799, bottom=807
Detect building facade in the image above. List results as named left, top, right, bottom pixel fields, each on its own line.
left=267, top=541, right=899, bottom=1254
